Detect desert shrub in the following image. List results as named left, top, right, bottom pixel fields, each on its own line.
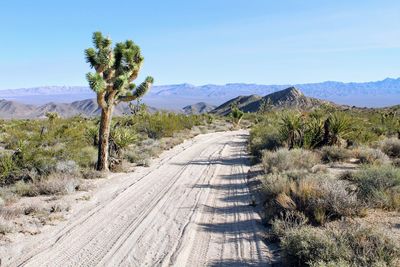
left=250, top=132, right=282, bottom=158
left=290, top=176, right=361, bottom=224
left=342, top=166, right=400, bottom=210
left=73, top=146, right=98, bottom=168
left=262, top=172, right=362, bottom=225
left=320, top=146, right=351, bottom=163
left=55, top=160, right=79, bottom=174
left=0, top=217, right=14, bottom=234
left=35, top=174, right=79, bottom=195
left=249, top=120, right=282, bottom=158
left=281, top=226, right=347, bottom=266
left=135, top=112, right=200, bottom=139
left=281, top=224, right=399, bottom=267
left=354, top=147, right=390, bottom=165
left=81, top=169, right=106, bottom=180
left=0, top=153, right=17, bottom=184
left=270, top=210, right=309, bottom=239
left=341, top=226, right=400, bottom=266
left=380, top=138, right=400, bottom=158
left=262, top=148, right=320, bottom=173
left=393, top=158, right=400, bottom=167
left=13, top=181, right=38, bottom=197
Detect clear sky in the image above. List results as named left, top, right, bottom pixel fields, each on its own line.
left=0, top=0, right=399, bottom=89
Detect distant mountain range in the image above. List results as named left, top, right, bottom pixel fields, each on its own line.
left=0, top=99, right=142, bottom=119
left=1, top=77, right=400, bottom=108
left=0, top=98, right=210, bottom=119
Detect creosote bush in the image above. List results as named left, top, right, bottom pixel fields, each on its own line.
left=380, top=138, right=400, bottom=158
left=262, top=172, right=361, bottom=225
left=341, top=165, right=400, bottom=210
left=354, top=146, right=390, bottom=165
left=280, top=224, right=399, bottom=267
left=262, top=148, right=320, bottom=173
left=320, top=146, right=351, bottom=163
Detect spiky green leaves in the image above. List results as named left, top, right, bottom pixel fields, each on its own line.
left=92, top=31, right=111, bottom=50
left=118, top=76, right=154, bottom=102
left=113, top=40, right=144, bottom=76
left=85, top=32, right=113, bottom=72
left=85, top=48, right=98, bottom=68
left=86, top=72, right=106, bottom=93
left=85, top=32, right=152, bottom=106
left=132, top=76, right=153, bottom=98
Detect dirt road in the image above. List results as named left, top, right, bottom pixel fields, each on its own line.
left=4, top=130, right=270, bottom=266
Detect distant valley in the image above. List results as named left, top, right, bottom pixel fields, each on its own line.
left=1, top=77, right=400, bottom=109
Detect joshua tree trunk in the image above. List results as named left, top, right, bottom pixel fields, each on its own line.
left=97, top=107, right=113, bottom=171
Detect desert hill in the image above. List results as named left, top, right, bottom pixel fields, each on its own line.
left=211, top=87, right=333, bottom=115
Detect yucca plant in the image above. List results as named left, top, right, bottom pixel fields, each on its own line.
left=324, top=113, right=351, bottom=146
left=303, top=117, right=324, bottom=149
left=85, top=32, right=153, bottom=171
left=110, top=127, right=137, bottom=155
left=279, top=112, right=304, bottom=149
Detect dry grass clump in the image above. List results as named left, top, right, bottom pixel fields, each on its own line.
left=341, top=165, right=400, bottom=210
left=12, top=173, right=80, bottom=197
left=0, top=217, right=14, bottom=234
left=262, top=172, right=361, bottom=225
left=279, top=223, right=399, bottom=267
left=36, top=174, right=79, bottom=195
left=81, top=169, right=107, bottom=180
left=354, top=146, right=390, bottom=165
left=13, top=181, right=39, bottom=197
left=262, top=148, right=320, bottom=173
left=319, top=146, right=351, bottom=163
left=380, top=138, right=400, bottom=158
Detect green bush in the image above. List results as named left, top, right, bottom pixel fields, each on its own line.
left=249, top=120, right=282, bottom=158
left=320, top=146, right=351, bottom=163
left=380, top=138, right=400, bottom=158
left=13, top=181, right=38, bottom=197
left=354, top=147, right=390, bottom=165
left=35, top=173, right=79, bottom=195
left=281, top=226, right=347, bottom=266
left=0, top=153, right=16, bottom=184
left=262, top=148, right=320, bottom=173
left=262, top=172, right=361, bottom=225
left=342, top=166, right=400, bottom=210
left=281, top=224, right=399, bottom=267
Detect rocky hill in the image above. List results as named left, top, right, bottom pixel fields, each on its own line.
left=182, top=102, right=216, bottom=114
left=211, top=87, right=332, bottom=115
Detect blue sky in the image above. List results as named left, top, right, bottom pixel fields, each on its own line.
left=0, top=0, right=399, bottom=89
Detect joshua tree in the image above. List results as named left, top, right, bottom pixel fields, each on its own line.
left=45, top=111, right=60, bottom=123
left=85, top=32, right=153, bottom=171
left=230, top=104, right=244, bottom=127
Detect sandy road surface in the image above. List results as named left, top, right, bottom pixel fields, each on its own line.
left=3, top=130, right=270, bottom=266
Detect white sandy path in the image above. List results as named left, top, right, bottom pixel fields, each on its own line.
left=3, top=130, right=271, bottom=266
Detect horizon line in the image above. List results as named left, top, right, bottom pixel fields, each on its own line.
left=1, top=76, right=399, bottom=91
